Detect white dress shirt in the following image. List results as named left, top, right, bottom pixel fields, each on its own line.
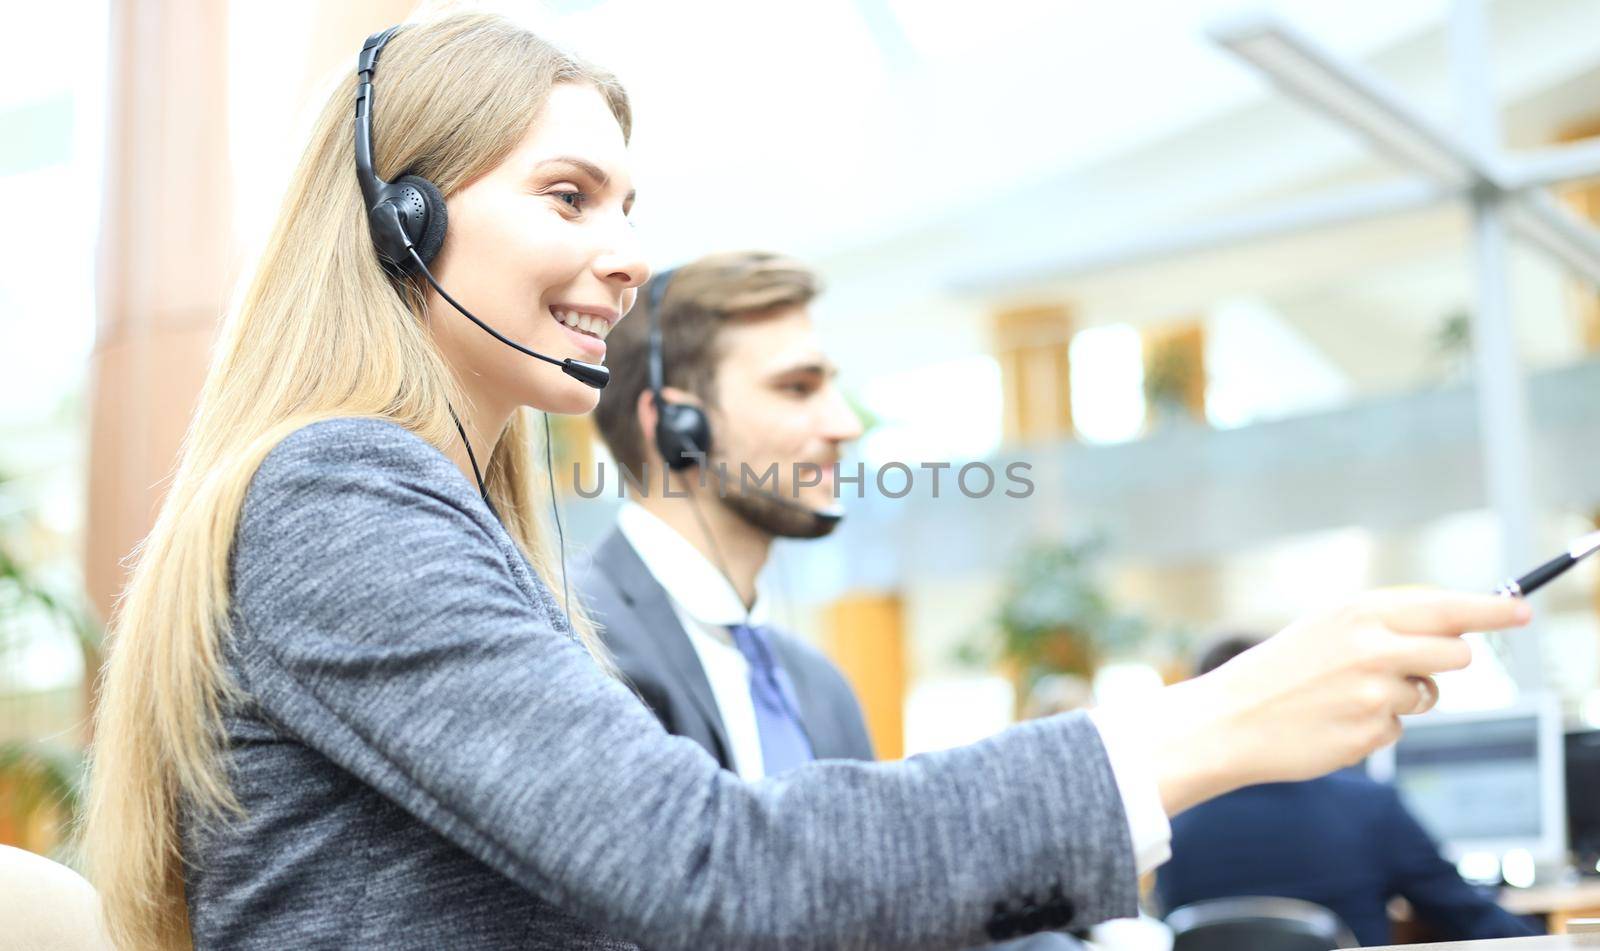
left=1088, top=704, right=1173, bottom=875
left=615, top=501, right=1172, bottom=874
left=617, top=502, right=776, bottom=781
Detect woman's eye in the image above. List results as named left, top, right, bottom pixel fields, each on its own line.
left=552, top=190, right=587, bottom=211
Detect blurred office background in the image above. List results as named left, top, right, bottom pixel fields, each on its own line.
left=4, top=0, right=1600, bottom=913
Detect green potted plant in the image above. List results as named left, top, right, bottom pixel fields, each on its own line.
left=1427, top=308, right=1473, bottom=383
left=960, top=535, right=1149, bottom=711
left=0, top=470, right=98, bottom=858
left=1142, top=335, right=1198, bottom=430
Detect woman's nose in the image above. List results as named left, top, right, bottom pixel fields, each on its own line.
left=593, top=224, right=649, bottom=290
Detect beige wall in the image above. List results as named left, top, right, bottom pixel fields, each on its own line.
left=85, top=0, right=415, bottom=673
left=87, top=0, right=234, bottom=631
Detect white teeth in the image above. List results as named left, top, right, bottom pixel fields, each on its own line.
left=552, top=307, right=610, bottom=340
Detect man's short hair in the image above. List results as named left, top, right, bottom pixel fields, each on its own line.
left=594, top=251, right=821, bottom=477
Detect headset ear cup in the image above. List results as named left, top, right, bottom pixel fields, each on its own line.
left=656, top=402, right=712, bottom=471
left=395, top=174, right=449, bottom=269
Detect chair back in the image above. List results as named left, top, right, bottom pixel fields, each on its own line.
left=0, top=845, right=113, bottom=950
left=1167, top=896, right=1357, bottom=951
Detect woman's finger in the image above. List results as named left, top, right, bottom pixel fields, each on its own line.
left=1380, top=629, right=1473, bottom=675
left=1368, top=590, right=1532, bottom=636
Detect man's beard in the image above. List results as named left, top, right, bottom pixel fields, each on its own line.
left=716, top=476, right=843, bottom=540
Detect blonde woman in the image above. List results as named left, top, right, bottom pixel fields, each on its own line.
left=82, top=13, right=1531, bottom=951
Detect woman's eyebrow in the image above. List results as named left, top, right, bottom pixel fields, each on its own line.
left=532, top=156, right=636, bottom=202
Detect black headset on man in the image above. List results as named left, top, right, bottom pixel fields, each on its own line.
left=643, top=268, right=714, bottom=472
left=642, top=268, right=844, bottom=537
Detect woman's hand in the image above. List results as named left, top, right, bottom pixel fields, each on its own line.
left=1149, top=588, right=1532, bottom=815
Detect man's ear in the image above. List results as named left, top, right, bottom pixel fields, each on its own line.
left=634, top=388, right=661, bottom=466
left=657, top=386, right=700, bottom=407
left=636, top=387, right=708, bottom=468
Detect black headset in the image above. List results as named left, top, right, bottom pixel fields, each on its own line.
left=646, top=268, right=714, bottom=471
left=354, top=25, right=602, bottom=622
left=354, top=26, right=609, bottom=390
left=355, top=27, right=448, bottom=278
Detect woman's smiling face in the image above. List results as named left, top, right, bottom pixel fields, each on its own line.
left=423, top=82, right=648, bottom=418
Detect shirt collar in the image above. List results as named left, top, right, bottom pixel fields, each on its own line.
left=616, top=500, right=770, bottom=628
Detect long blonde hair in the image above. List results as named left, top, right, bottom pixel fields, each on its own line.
left=82, top=14, right=629, bottom=948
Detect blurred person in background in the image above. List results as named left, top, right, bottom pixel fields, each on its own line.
left=78, top=11, right=1533, bottom=950
left=1155, top=635, right=1542, bottom=946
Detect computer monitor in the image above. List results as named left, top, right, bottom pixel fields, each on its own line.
left=1565, top=729, right=1600, bottom=871
left=1368, top=697, right=1566, bottom=864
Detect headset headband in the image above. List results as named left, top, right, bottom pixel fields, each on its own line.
left=354, top=27, right=402, bottom=212
left=647, top=267, right=677, bottom=399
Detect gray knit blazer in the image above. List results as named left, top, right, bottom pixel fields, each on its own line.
left=183, top=418, right=1137, bottom=949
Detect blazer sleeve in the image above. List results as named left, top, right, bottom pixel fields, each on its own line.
left=227, top=419, right=1139, bottom=950
left=1379, top=785, right=1541, bottom=940
left=573, top=572, right=679, bottom=735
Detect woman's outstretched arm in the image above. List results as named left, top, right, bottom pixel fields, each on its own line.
left=223, top=418, right=1138, bottom=950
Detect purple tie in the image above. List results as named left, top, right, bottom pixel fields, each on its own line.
left=728, top=623, right=815, bottom=775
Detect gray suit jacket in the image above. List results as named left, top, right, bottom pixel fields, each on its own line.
left=187, top=418, right=1137, bottom=949
left=576, top=529, right=874, bottom=771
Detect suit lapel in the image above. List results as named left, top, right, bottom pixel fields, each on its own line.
left=768, top=636, right=837, bottom=759
left=596, top=532, right=735, bottom=765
